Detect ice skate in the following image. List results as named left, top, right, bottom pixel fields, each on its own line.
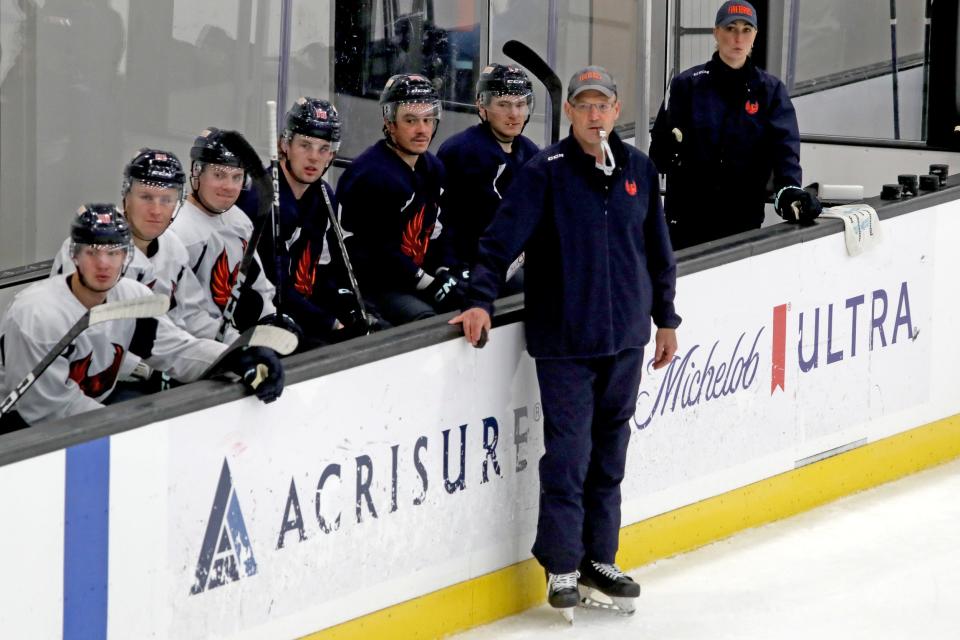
left=578, top=560, right=640, bottom=615
left=546, top=570, right=580, bottom=624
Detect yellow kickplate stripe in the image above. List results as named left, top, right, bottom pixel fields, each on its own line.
left=305, top=414, right=960, bottom=640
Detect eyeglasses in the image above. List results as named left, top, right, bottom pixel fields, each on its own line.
left=571, top=101, right=615, bottom=114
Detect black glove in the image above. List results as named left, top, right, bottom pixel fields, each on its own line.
left=226, top=346, right=284, bottom=403
left=419, top=267, right=465, bottom=313
left=260, top=313, right=305, bottom=348
left=775, top=186, right=822, bottom=225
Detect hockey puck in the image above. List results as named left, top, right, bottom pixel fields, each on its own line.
left=897, top=174, right=919, bottom=197
left=928, top=164, right=949, bottom=186
left=919, top=174, right=940, bottom=191
left=880, top=184, right=903, bottom=200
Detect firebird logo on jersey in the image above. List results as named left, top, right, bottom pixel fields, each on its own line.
left=294, top=240, right=315, bottom=296
left=745, top=100, right=759, bottom=115
left=210, top=244, right=244, bottom=310
left=401, top=205, right=434, bottom=267
left=67, top=343, right=124, bottom=398
left=625, top=179, right=638, bottom=196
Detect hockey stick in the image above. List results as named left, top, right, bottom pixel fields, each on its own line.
left=216, top=130, right=273, bottom=341
left=502, top=40, right=562, bottom=145
left=0, top=293, right=170, bottom=417
left=201, top=324, right=298, bottom=381
left=267, top=100, right=285, bottom=319
left=318, top=181, right=369, bottom=325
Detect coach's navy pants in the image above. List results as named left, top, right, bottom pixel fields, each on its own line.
left=531, top=348, right=645, bottom=573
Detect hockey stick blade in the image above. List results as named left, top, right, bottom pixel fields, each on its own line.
left=216, top=129, right=273, bottom=341
left=89, top=292, right=170, bottom=324
left=201, top=324, right=298, bottom=380
left=0, top=293, right=170, bottom=417
left=502, top=40, right=562, bottom=144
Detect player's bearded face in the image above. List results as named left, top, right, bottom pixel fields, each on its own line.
left=74, top=245, right=127, bottom=293
left=197, top=164, right=244, bottom=212
left=124, top=182, right=181, bottom=242
left=283, top=134, right=334, bottom=184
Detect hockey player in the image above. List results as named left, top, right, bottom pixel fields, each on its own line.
left=0, top=204, right=284, bottom=426
left=170, top=127, right=278, bottom=336
left=649, top=0, right=821, bottom=250
left=452, top=67, right=681, bottom=622
left=337, top=73, right=461, bottom=325
left=437, top=63, right=539, bottom=295
left=52, top=150, right=236, bottom=386
left=237, top=97, right=380, bottom=348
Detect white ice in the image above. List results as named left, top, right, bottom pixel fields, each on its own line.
left=454, top=457, right=960, bottom=640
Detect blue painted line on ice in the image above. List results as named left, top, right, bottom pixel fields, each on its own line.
left=63, top=437, right=110, bottom=640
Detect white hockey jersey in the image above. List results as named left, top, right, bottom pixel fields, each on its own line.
left=52, top=233, right=238, bottom=342
left=0, top=276, right=227, bottom=424
left=169, top=199, right=276, bottom=332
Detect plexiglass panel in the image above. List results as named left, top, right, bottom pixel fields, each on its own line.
left=0, top=0, right=281, bottom=270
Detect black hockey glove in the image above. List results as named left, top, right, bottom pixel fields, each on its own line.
left=775, top=186, right=822, bottom=225
left=260, top=313, right=305, bottom=349
left=419, top=268, right=464, bottom=313
left=225, top=346, right=285, bottom=403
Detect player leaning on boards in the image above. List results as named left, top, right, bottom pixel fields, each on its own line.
left=170, top=127, right=280, bottom=336
left=0, top=205, right=284, bottom=428
left=452, top=66, right=681, bottom=622
left=337, top=73, right=462, bottom=326
left=238, top=97, right=382, bottom=349
left=437, top=63, right=540, bottom=296
left=650, top=0, right=821, bottom=250
left=52, top=149, right=233, bottom=395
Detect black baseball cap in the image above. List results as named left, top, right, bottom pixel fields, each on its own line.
left=715, top=1, right=758, bottom=28
left=567, top=66, right=617, bottom=101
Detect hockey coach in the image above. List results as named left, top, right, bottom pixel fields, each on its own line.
left=451, top=65, right=681, bottom=614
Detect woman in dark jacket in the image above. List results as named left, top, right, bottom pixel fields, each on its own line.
left=650, top=0, right=820, bottom=250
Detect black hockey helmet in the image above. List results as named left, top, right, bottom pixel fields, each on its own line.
left=69, top=203, right=135, bottom=268
left=379, top=73, right=442, bottom=122
left=122, top=148, right=186, bottom=199
left=284, top=97, right=342, bottom=151
left=476, top=63, right=535, bottom=106
left=189, top=127, right=243, bottom=169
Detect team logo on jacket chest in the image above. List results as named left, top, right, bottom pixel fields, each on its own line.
left=210, top=242, right=245, bottom=310
left=745, top=100, right=759, bottom=115
left=401, top=205, right=434, bottom=267
left=625, top=180, right=638, bottom=196
left=68, top=343, right=124, bottom=398
left=294, top=240, right=316, bottom=296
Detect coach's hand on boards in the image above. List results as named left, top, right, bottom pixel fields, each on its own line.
left=449, top=307, right=491, bottom=349
left=226, top=346, right=285, bottom=403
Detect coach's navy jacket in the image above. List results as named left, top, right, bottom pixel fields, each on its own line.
left=650, top=53, right=801, bottom=249
left=466, top=130, right=681, bottom=358
left=437, top=123, right=539, bottom=269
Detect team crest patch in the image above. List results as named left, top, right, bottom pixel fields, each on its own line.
left=745, top=100, right=759, bottom=115
left=625, top=180, right=638, bottom=196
